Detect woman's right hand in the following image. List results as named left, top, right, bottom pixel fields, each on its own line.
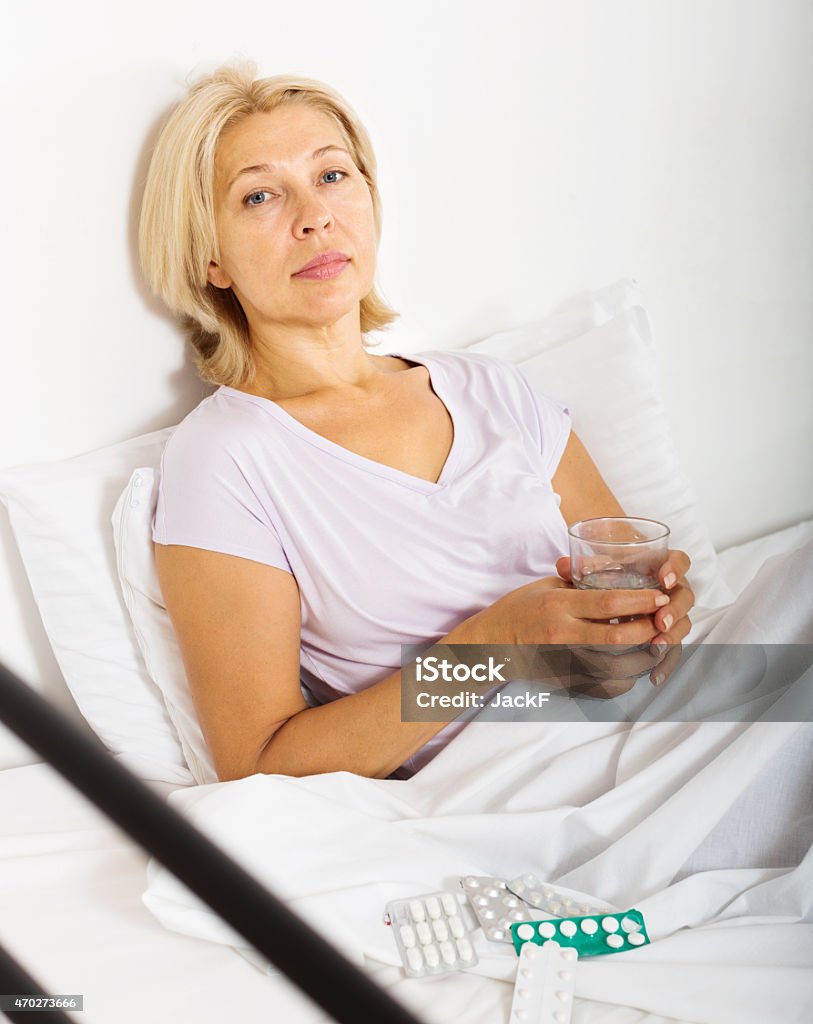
left=466, top=574, right=672, bottom=696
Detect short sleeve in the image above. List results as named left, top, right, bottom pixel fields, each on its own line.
left=152, top=428, right=294, bottom=575
left=512, top=365, right=573, bottom=481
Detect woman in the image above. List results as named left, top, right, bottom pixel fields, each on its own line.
left=139, top=59, right=694, bottom=783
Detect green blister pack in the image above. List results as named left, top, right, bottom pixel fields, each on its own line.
left=510, top=908, right=650, bottom=958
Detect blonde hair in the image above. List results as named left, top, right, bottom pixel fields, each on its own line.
left=138, top=58, right=398, bottom=388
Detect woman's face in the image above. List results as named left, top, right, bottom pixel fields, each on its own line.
left=207, top=105, right=377, bottom=335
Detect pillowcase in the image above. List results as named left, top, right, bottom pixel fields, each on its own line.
left=113, top=467, right=219, bottom=784
left=113, top=278, right=734, bottom=788
left=0, top=429, right=195, bottom=785
left=464, top=282, right=736, bottom=613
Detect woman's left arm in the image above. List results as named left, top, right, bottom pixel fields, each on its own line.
left=551, top=430, right=695, bottom=650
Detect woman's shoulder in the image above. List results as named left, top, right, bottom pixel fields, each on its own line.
left=159, top=387, right=261, bottom=467
left=424, top=347, right=529, bottom=396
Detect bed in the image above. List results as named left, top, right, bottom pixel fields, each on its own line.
left=1, top=280, right=810, bottom=1024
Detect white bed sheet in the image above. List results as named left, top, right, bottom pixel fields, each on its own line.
left=0, top=763, right=741, bottom=1024
left=1, top=522, right=811, bottom=1024
left=716, top=518, right=813, bottom=599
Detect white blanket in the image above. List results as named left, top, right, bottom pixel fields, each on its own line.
left=142, top=539, right=813, bottom=1024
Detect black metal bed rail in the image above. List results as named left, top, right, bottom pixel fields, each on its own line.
left=0, top=661, right=427, bottom=1024
left=0, top=941, right=73, bottom=1024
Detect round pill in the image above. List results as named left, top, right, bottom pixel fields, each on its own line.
left=416, top=922, right=432, bottom=945
left=542, top=939, right=561, bottom=948
left=495, top=880, right=507, bottom=889
left=464, top=876, right=479, bottom=888
left=518, top=988, right=530, bottom=998
left=628, top=932, right=646, bottom=946
left=456, top=937, right=474, bottom=961
left=620, top=916, right=641, bottom=933
left=511, top=880, right=526, bottom=894
left=538, top=922, right=556, bottom=938
left=579, top=904, right=592, bottom=914
left=561, top=947, right=578, bottom=961
left=476, top=895, right=490, bottom=906
left=486, top=887, right=499, bottom=898
left=529, top=890, right=541, bottom=903
left=516, top=924, right=535, bottom=940
left=555, top=989, right=571, bottom=1002
left=432, top=919, right=449, bottom=942
left=441, top=893, right=458, bottom=916
left=424, top=944, right=440, bottom=967
left=606, top=934, right=624, bottom=948
left=406, top=946, right=424, bottom=972
left=503, top=896, right=519, bottom=908
left=542, top=886, right=554, bottom=899
left=523, top=874, right=535, bottom=885
left=563, top=899, right=574, bottom=911
left=549, top=901, right=562, bottom=914
left=515, top=1010, right=528, bottom=1021
left=559, top=920, right=577, bottom=937
left=440, top=940, right=456, bottom=964
left=553, top=1013, right=567, bottom=1023
left=449, top=916, right=465, bottom=938
left=425, top=896, right=441, bottom=919
left=601, top=916, right=620, bottom=933
left=580, top=919, right=598, bottom=935
left=399, top=924, right=416, bottom=948
left=490, top=928, right=505, bottom=941
left=510, top=910, right=525, bottom=921
left=520, top=968, right=533, bottom=978
left=558, top=969, right=573, bottom=981
left=409, top=900, right=425, bottom=922
left=482, top=909, right=495, bottom=919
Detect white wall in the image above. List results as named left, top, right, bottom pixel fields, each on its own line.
left=1, top=0, right=811, bottom=762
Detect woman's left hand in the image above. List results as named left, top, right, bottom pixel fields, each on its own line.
left=554, top=548, right=696, bottom=686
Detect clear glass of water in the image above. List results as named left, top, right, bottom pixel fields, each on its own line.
left=568, top=517, right=671, bottom=641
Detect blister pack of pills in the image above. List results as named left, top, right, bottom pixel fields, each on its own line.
left=459, top=876, right=536, bottom=943
left=384, top=890, right=479, bottom=977
left=460, top=874, right=617, bottom=944
left=510, top=908, right=650, bottom=958
left=506, top=873, right=619, bottom=918
left=508, top=940, right=578, bottom=1023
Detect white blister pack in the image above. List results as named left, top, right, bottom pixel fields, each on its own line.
left=384, top=890, right=479, bottom=978
left=460, top=875, right=536, bottom=942
left=507, top=873, right=620, bottom=918
left=508, top=940, right=578, bottom=1023
left=461, top=874, right=617, bottom=944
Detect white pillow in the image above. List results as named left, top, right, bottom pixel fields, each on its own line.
left=113, top=278, right=734, bottom=787
left=0, top=430, right=195, bottom=785
left=113, top=468, right=219, bottom=784
left=464, top=281, right=736, bottom=613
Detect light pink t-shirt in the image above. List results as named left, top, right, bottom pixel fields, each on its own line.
left=152, top=349, right=572, bottom=778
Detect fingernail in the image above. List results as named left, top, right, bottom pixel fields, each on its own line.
left=655, top=594, right=670, bottom=606
left=653, top=671, right=665, bottom=686
left=649, top=642, right=668, bottom=657
left=664, top=572, right=677, bottom=589
left=662, top=614, right=673, bottom=631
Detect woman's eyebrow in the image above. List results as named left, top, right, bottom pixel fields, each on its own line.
left=227, top=145, right=350, bottom=191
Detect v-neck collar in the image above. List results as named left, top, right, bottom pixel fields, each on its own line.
left=216, top=350, right=463, bottom=494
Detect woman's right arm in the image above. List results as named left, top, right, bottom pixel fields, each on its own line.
left=155, top=543, right=671, bottom=782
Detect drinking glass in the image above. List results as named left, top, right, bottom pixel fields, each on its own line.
left=568, top=517, right=670, bottom=648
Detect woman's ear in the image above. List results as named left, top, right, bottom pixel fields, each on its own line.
left=207, top=259, right=232, bottom=289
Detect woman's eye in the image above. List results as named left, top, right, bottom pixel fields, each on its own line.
left=243, top=168, right=348, bottom=207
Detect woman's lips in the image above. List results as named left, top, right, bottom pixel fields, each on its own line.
left=293, top=259, right=349, bottom=280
